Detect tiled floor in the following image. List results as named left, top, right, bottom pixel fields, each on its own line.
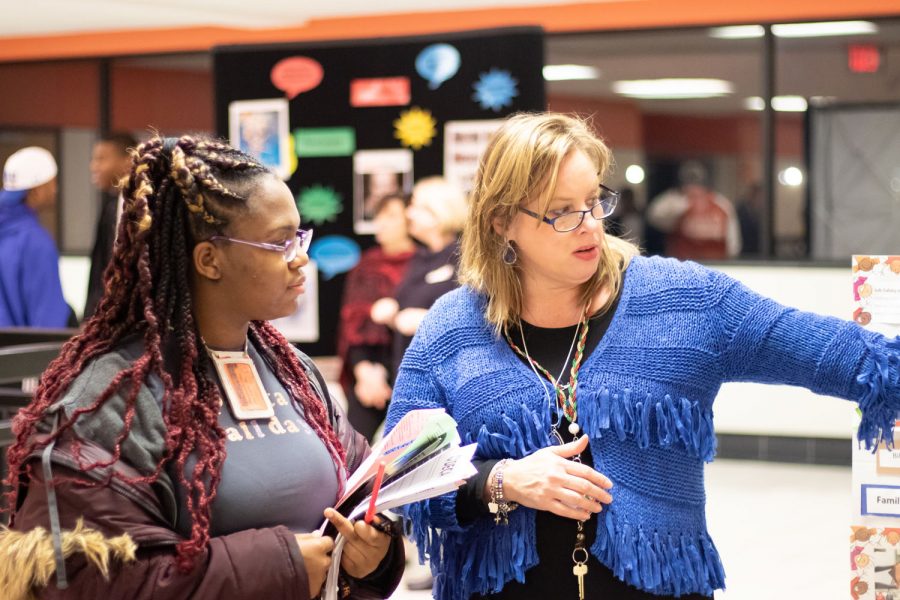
left=389, top=459, right=851, bottom=599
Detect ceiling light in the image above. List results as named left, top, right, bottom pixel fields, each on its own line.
left=709, top=21, right=877, bottom=39
left=612, top=78, right=733, bottom=99
left=625, top=165, right=645, bottom=185
left=778, top=167, right=804, bottom=187
left=709, top=25, right=765, bottom=39
left=773, top=21, right=877, bottom=38
left=543, top=64, right=600, bottom=81
left=744, top=96, right=808, bottom=112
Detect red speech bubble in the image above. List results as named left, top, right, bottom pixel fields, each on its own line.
left=270, top=56, right=324, bottom=99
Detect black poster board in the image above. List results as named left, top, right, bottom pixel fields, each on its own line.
left=213, top=27, right=545, bottom=355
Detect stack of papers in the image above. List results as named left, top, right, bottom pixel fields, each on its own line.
left=320, top=408, right=476, bottom=600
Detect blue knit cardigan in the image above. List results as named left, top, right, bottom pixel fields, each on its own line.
left=385, top=256, right=900, bottom=599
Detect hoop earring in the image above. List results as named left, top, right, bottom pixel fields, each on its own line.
left=502, top=240, right=518, bottom=265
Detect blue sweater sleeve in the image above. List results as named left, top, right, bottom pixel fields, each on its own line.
left=22, top=226, right=70, bottom=328
left=385, top=323, right=469, bottom=538
left=714, top=268, right=900, bottom=448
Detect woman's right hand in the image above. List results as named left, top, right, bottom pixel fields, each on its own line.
left=295, top=532, right=334, bottom=598
left=499, top=435, right=614, bottom=521
left=370, top=298, right=399, bottom=326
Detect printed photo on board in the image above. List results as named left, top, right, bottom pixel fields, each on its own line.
left=228, top=98, right=291, bottom=180
left=353, top=149, right=413, bottom=234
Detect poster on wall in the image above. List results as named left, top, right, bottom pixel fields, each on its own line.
left=443, top=119, right=504, bottom=195
left=213, top=27, right=545, bottom=355
left=352, top=149, right=413, bottom=234
left=228, top=98, right=292, bottom=180
left=850, top=254, right=900, bottom=599
left=270, top=260, right=319, bottom=343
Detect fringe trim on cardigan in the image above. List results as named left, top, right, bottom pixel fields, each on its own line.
left=593, top=510, right=726, bottom=597
left=404, top=396, right=724, bottom=600
left=580, top=387, right=717, bottom=462
left=856, top=337, right=900, bottom=451
left=0, top=519, right=137, bottom=600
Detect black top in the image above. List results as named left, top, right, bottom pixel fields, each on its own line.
left=391, top=239, right=460, bottom=375
left=456, top=274, right=713, bottom=600
left=85, top=192, right=119, bottom=320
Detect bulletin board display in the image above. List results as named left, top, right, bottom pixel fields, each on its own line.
left=213, top=27, right=545, bottom=356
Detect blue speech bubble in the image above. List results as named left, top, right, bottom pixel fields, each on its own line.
left=308, top=235, right=361, bottom=280
left=415, top=43, right=461, bottom=90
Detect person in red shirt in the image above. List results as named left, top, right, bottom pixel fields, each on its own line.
left=646, top=161, right=741, bottom=260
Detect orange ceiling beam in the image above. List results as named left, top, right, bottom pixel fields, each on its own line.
left=1, top=0, right=898, bottom=63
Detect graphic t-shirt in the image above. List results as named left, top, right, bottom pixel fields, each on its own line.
left=172, top=343, right=340, bottom=537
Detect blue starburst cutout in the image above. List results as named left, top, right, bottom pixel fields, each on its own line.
left=472, top=69, right=519, bottom=112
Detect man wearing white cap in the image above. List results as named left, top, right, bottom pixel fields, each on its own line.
left=0, top=146, right=72, bottom=327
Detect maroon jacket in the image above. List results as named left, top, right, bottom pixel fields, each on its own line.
left=5, top=360, right=404, bottom=600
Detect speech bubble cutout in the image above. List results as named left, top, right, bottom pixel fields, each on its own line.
left=308, top=235, right=361, bottom=280
left=271, top=56, right=324, bottom=99
left=415, top=43, right=460, bottom=90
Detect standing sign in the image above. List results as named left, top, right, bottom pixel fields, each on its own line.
left=850, top=255, right=900, bottom=598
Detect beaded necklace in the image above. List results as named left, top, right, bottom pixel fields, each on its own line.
left=504, top=306, right=591, bottom=436
left=505, top=307, right=595, bottom=599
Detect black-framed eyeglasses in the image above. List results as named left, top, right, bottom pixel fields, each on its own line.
left=208, top=228, right=313, bottom=262
left=519, top=184, right=619, bottom=233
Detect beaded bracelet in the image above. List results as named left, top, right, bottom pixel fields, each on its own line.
left=487, top=459, right=519, bottom=525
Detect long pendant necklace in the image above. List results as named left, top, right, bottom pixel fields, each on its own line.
left=505, top=307, right=593, bottom=600
left=505, top=307, right=590, bottom=437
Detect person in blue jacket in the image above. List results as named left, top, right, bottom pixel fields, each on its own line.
left=0, top=146, right=71, bottom=328
left=385, top=112, right=900, bottom=600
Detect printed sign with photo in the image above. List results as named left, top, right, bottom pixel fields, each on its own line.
left=851, top=254, right=900, bottom=598
left=352, top=149, right=413, bottom=234
left=443, top=119, right=503, bottom=195
left=228, top=98, right=291, bottom=180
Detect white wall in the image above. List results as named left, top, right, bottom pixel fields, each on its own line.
left=59, top=255, right=90, bottom=320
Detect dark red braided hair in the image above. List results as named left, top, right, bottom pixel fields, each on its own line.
left=4, top=135, right=346, bottom=571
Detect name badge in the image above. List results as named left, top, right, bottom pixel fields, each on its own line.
left=425, top=264, right=454, bottom=284
left=208, top=350, right=275, bottom=421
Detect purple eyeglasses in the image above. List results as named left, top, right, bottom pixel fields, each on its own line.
left=208, top=228, right=313, bottom=262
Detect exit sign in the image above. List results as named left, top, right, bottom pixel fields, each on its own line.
left=848, top=44, right=881, bottom=73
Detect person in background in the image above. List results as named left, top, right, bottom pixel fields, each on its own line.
left=0, top=146, right=72, bottom=328
left=85, top=132, right=138, bottom=319
left=602, top=187, right=644, bottom=247
left=370, top=176, right=468, bottom=379
left=646, top=160, right=741, bottom=260
left=337, top=192, right=415, bottom=441
left=1, top=135, right=403, bottom=599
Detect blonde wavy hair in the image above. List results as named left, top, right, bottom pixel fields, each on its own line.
left=459, top=112, right=639, bottom=334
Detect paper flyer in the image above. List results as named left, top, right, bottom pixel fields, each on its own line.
left=851, top=254, right=900, bottom=598
left=443, top=119, right=503, bottom=195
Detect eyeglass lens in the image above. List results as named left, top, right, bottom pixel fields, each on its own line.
left=285, top=230, right=313, bottom=262
left=553, top=188, right=619, bottom=232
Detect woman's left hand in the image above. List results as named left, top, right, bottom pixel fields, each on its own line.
left=323, top=508, right=392, bottom=579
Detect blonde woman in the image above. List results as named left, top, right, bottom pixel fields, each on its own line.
left=385, top=112, right=900, bottom=600
left=370, top=176, right=468, bottom=377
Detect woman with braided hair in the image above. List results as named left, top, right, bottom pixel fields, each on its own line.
left=0, top=135, right=403, bottom=599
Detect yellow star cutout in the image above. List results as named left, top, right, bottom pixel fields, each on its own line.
left=394, top=107, right=437, bottom=150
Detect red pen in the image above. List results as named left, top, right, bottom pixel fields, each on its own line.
left=364, top=461, right=386, bottom=524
